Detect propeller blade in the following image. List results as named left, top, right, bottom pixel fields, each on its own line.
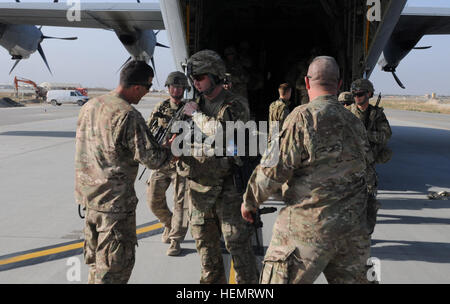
left=392, top=71, right=405, bottom=89
left=37, top=43, right=53, bottom=75
left=413, top=46, right=432, bottom=50
left=150, top=57, right=160, bottom=87
left=42, top=36, right=78, bottom=40
left=117, top=56, right=132, bottom=73
left=9, top=59, right=21, bottom=75
left=156, top=42, right=169, bottom=48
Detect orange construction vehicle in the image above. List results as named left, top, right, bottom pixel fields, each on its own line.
left=76, top=87, right=88, bottom=96
left=14, top=76, right=47, bottom=100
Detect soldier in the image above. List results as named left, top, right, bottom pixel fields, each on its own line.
left=241, top=56, right=373, bottom=284
left=338, top=91, right=354, bottom=106
left=146, top=71, right=190, bottom=256
left=75, top=61, right=170, bottom=284
left=350, top=79, right=392, bottom=235
left=180, top=49, right=258, bottom=284
left=268, top=83, right=292, bottom=142
left=224, top=46, right=249, bottom=100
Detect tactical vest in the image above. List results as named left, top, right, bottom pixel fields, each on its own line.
left=351, top=104, right=392, bottom=164
left=177, top=92, right=245, bottom=186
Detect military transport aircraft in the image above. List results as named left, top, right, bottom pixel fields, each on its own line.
left=1, top=0, right=450, bottom=111
left=0, top=1, right=167, bottom=75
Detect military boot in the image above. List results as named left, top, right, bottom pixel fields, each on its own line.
left=161, top=226, right=171, bottom=244
left=166, top=240, right=181, bottom=256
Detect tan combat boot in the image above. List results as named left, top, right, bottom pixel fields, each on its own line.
left=161, top=226, right=171, bottom=244
left=166, top=240, right=181, bottom=256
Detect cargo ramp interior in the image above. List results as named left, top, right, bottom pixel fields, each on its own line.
left=163, top=0, right=405, bottom=121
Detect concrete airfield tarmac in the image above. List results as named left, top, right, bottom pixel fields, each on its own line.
left=0, top=95, right=449, bottom=284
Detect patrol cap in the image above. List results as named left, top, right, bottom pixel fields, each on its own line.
left=187, top=49, right=227, bottom=80
left=165, top=71, right=190, bottom=91
left=351, top=79, right=374, bottom=93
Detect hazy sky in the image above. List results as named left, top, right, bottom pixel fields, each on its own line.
left=1, top=0, right=450, bottom=95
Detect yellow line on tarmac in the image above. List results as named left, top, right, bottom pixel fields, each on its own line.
left=136, top=222, right=163, bottom=234
left=0, top=242, right=83, bottom=266
left=0, top=222, right=163, bottom=267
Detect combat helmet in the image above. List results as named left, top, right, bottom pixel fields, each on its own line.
left=165, top=71, right=190, bottom=91
left=338, top=91, right=354, bottom=106
left=187, top=49, right=227, bottom=80
left=351, top=79, right=374, bottom=94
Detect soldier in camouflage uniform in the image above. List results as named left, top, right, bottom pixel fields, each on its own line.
left=75, top=61, right=170, bottom=284
left=242, top=56, right=373, bottom=284
left=224, top=46, right=249, bottom=100
left=349, top=79, right=392, bottom=235
left=268, top=83, right=292, bottom=142
left=146, top=71, right=190, bottom=256
left=338, top=91, right=354, bottom=106
left=180, top=49, right=258, bottom=284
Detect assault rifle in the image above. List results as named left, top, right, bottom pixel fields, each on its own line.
left=138, top=104, right=186, bottom=180
left=375, top=92, right=382, bottom=108
left=251, top=206, right=277, bottom=255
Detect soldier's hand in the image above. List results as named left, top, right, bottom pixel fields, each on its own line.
left=241, top=203, right=256, bottom=224
left=184, top=102, right=199, bottom=117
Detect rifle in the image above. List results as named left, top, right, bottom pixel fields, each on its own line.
left=365, top=93, right=382, bottom=130
left=375, top=92, right=381, bottom=108
left=138, top=104, right=186, bottom=180
left=251, top=206, right=277, bottom=255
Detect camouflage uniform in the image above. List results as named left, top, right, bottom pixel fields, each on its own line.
left=268, top=98, right=290, bottom=142
left=146, top=98, right=188, bottom=243
left=243, top=94, right=373, bottom=284
left=180, top=89, right=258, bottom=284
left=348, top=102, right=392, bottom=234
left=75, top=91, right=169, bottom=284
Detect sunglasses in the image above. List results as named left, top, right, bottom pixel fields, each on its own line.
left=353, top=91, right=367, bottom=97
left=190, top=74, right=207, bottom=81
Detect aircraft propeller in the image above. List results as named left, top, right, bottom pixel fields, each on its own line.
left=391, top=71, right=405, bottom=89
left=8, top=28, right=78, bottom=75
left=387, top=45, right=432, bottom=89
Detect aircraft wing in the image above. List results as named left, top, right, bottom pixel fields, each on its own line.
left=0, top=2, right=164, bottom=31
left=381, top=7, right=450, bottom=72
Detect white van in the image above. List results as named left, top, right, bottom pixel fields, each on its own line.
left=46, top=90, right=89, bottom=106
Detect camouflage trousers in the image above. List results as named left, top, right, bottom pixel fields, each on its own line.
left=84, top=209, right=137, bottom=284
left=147, top=168, right=188, bottom=242
left=188, top=176, right=259, bottom=284
left=260, top=231, right=372, bottom=284
left=366, top=164, right=380, bottom=235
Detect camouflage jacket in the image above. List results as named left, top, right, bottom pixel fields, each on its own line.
left=147, top=98, right=184, bottom=172
left=147, top=98, right=185, bottom=134
left=268, top=98, right=290, bottom=140
left=243, top=94, right=372, bottom=243
left=178, top=88, right=250, bottom=187
left=348, top=103, right=392, bottom=163
left=75, top=92, right=169, bottom=213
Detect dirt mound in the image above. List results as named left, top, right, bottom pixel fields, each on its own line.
left=0, top=98, right=24, bottom=108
